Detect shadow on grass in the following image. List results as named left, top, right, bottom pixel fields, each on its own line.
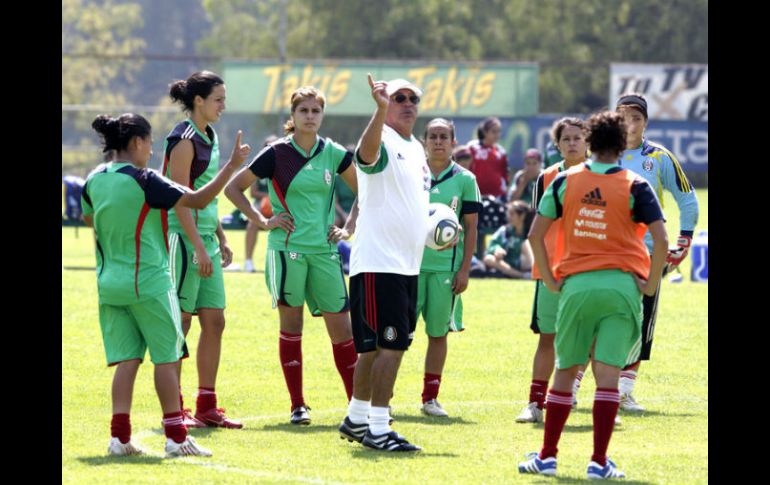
left=349, top=448, right=459, bottom=459
left=570, top=408, right=696, bottom=418
left=552, top=477, right=653, bottom=485
left=390, top=415, right=476, bottom=426
left=77, top=455, right=165, bottom=466
left=258, top=423, right=339, bottom=434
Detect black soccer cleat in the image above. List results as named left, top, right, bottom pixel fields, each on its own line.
left=338, top=416, right=369, bottom=443
left=361, top=430, right=422, bottom=452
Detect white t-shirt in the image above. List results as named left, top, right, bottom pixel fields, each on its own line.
left=350, top=124, right=430, bottom=276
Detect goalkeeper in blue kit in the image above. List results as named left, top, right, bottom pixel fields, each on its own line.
left=614, top=93, right=699, bottom=412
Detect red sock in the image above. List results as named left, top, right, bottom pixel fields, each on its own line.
left=331, top=339, right=357, bottom=401
left=196, top=387, right=217, bottom=414
left=279, top=331, right=304, bottom=409
left=111, top=413, right=131, bottom=444
left=592, top=388, right=620, bottom=466
left=422, top=373, right=442, bottom=403
left=163, top=411, right=188, bottom=444
left=540, top=390, right=573, bottom=459
left=529, top=380, right=549, bottom=409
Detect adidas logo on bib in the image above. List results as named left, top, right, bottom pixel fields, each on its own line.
left=581, top=188, right=607, bottom=207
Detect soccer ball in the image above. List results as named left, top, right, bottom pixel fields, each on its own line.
left=426, top=203, right=460, bottom=250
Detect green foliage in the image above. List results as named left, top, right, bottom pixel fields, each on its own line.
left=198, top=0, right=707, bottom=113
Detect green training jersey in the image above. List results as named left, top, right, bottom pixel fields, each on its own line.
left=248, top=135, right=353, bottom=254
left=162, top=119, right=220, bottom=235
left=81, top=162, right=187, bottom=305
left=421, top=162, right=482, bottom=273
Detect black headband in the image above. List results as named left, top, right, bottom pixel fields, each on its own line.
left=616, top=95, right=648, bottom=118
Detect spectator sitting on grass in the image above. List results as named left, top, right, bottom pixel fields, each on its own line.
left=483, top=201, right=535, bottom=279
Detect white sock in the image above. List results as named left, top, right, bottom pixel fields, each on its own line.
left=368, top=406, right=391, bottom=436
left=573, top=370, right=584, bottom=394
left=619, top=370, right=637, bottom=395
left=347, top=398, right=370, bottom=425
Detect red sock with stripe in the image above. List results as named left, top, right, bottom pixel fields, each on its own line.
left=196, top=387, right=217, bottom=414
left=592, top=388, right=620, bottom=466
left=540, top=390, right=573, bottom=459
left=529, top=380, right=549, bottom=409
left=422, top=373, right=442, bottom=403
left=279, top=331, right=304, bottom=409
left=163, top=411, right=188, bottom=444
left=111, top=413, right=131, bottom=444
left=331, top=339, right=357, bottom=401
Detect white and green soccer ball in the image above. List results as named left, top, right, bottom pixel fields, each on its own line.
left=426, top=203, right=460, bottom=250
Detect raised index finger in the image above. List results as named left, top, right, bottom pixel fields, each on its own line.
left=234, top=130, right=242, bottom=147
left=367, top=73, right=374, bottom=89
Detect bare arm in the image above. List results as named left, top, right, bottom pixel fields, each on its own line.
left=224, top=166, right=295, bottom=233
left=328, top=196, right=359, bottom=243
left=528, top=214, right=560, bottom=291
left=358, top=74, right=389, bottom=165
left=635, top=220, right=669, bottom=296
left=452, top=212, right=478, bottom=294
left=215, top=220, right=233, bottom=268
left=167, top=139, right=212, bottom=277
left=339, top=162, right=358, bottom=195
left=177, top=130, right=251, bottom=210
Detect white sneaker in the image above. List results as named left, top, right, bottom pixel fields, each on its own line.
left=515, top=401, right=544, bottom=423
left=421, top=399, right=448, bottom=417
left=165, top=436, right=213, bottom=458
left=244, top=260, right=256, bottom=273
left=620, top=392, right=645, bottom=412
left=107, top=437, right=145, bottom=456
left=614, top=414, right=622, bottom=426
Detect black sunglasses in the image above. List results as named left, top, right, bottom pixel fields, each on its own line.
left=392, top=93, right=420, bottom=105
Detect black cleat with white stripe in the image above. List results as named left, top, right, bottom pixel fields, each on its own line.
left=339, top=416, right=368, bottom=443
left=361, top=430, right=422, bottom=452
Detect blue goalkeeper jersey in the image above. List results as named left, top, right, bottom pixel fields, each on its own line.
left=619, top=138, right=699, bottom=252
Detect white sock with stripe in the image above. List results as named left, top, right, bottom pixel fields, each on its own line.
left=619, top=370, right=637, bottom=394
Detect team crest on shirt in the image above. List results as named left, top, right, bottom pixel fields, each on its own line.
left=642, top=159, right=654, bottom=172
left=384, top=326, right=397, bottom=342
left=324, top=169, right=331, bottom=185
left=289, top=252, right=298, bottom=260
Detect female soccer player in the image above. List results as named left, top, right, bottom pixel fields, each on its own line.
left=84, top=113, right=249, bottom=457
left=225, top=86, right=359, bottom=425
left=516, top=118, right=590, bottom=423
left=519, top=111, right=668, bottom=480
left=417, top=118, right=481, bottom=417
left=163, top=70, right=242, bottom=429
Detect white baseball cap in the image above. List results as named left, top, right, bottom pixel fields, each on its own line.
left=385, top=79, right=423, bottom=97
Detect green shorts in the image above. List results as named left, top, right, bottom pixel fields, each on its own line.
left=554, top=269, right=642, bottom=369
left=99, top=289, right=185, bottom=366
left=417, top=271, right=464, bottom=337
left=532, top=280, right=560, bottom=334
left=265, top=249, right=349, bottom=315
left=169, top=232, right=225, bottom=314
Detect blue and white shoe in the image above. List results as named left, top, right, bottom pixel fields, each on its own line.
left=338, top=416, right=368, bottom=443
left=361, top=430, right=421, bottom=452
left=518, top=451, right=557, bottom=476
left=587, top=457, right=626, bottom=480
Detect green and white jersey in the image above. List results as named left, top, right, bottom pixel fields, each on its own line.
left=248, top=135, right=353, bottom=254
left=421, top=162, right=482, bottom=273
left=350, top=124, right=431, bottom=276
left=162, top=119, right=220, bottom=235
left=81, top=162, right=187, bottom=305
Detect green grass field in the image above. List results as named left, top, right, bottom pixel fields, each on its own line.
left=62, top=191, right=707, bottom=484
